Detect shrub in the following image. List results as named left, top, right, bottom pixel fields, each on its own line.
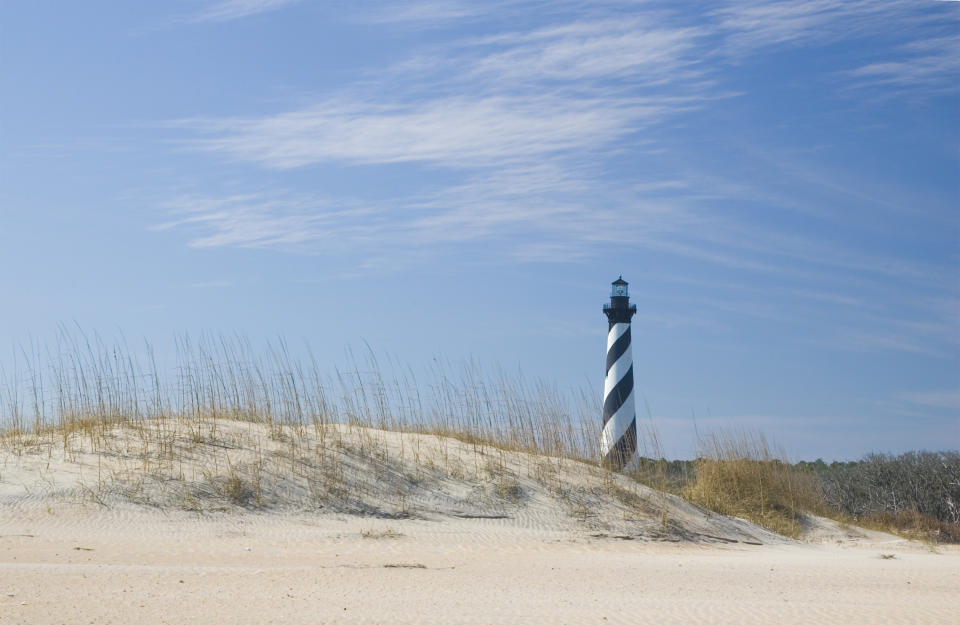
left=683, top=430, right=825, bottom=538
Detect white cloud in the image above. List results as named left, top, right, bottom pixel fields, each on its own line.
left=175, top=11, right=713, bottom=170
left=715, top=0, right=960, bottom=98
left=845, top=35, right=960, bottom=94
left=714, top=0, right=925, bottom=55
left=178, top=95, right=674, bottom=169
left=153, top=1, right=958, bottom=357
left=153, top=173, right=691, bottom=265
left=192, top=0, right=300, bottom=23
left=467, top=19, right=706, bottom=84
left=159, top=10, right=714, bottom=266
left=153, top=193, right=382, bottom=252
left=364, top=0, right=487, bottom=24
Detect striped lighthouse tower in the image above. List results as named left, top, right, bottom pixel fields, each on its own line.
left=601, top=276, right=638, bottom=470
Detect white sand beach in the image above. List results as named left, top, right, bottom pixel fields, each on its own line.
left=1, top=420, right=957, bottom=624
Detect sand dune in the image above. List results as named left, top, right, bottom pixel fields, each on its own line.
left=0, top=419, right=785, bottom=543
left=1, top=419, right=957, bottom=624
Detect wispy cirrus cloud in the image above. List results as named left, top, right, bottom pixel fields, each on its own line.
left=363, top=0, right=487, bottom=24
left=154, top=1, right=958, bottom=357
left=715, top=0, right=960, bottom=99
left=845, top=35, right=960, bottom=95
left=152, top=193, right=381, bottom=252
left=714, top=0, right=940, bottom=55
left=162, top=9, right=715, bottom=265
left=191, top=0, right=300, bottom=23
left=177, top=95, right=677, bottom=170
left=466, top=18, right=707, bottom=84
left=153, top=166, right=694, bottom=264
left=175, top=12, right=713, bottom=170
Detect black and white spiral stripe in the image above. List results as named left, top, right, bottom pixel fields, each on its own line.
left=601, top=322, right=637, bottom=469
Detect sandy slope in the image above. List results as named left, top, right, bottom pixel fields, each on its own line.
left=1, top=420, right=957, bottom=624
left=1, top=506, right=956, bottom=625
left=0, top=419, right=785, bottom=544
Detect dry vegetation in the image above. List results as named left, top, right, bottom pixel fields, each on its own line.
left=1, top=332, right=956, bottom=543
left=0, top=332, right=601, bottom=462
left=1, top=416, right=587, bottom=517
left=629, top=436, right=960, bottom=543
left=804, top=451, right=960, bottom=543
left=0, top=333, right=685, bottom=535
left=679, top=431, right=828, bottom=538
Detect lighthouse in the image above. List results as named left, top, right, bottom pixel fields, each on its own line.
left=602, top=276, right=638, bottom=470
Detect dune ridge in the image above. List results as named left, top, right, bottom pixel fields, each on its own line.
left=2, top=417, right=784, bottom=545
left=2, top=418, right=958, bottom=624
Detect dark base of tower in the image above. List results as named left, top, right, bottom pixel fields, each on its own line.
left=602, top=419, right=637, bottom=471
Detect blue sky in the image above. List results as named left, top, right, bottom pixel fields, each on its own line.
left=1, top=0, right=958, bottom=459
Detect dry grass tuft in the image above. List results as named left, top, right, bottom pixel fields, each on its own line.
left=683, top=430, right=826, bottom=538
left=861, top=510, right=960, bottom=544
left=361, top=528, right=404, bottom=539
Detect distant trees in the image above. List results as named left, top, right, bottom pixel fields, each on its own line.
left=805, top=452, right=959, bottom=529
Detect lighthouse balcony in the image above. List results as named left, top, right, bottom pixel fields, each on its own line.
left=603, top=303, right=637, bottom=313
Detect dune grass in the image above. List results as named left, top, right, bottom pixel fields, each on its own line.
left=2, top=331, right=954, bottom=542
left=0, top=331, right=601, bottom=462
left=680, top=430, right=827, bottom=539
left=0, top=332, right=660, bottom=522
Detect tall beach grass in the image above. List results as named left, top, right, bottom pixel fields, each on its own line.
left=2, top=330, right=954, bottom=542
left=0, top=330, right=601, bottom=461
left=681, top=430, right=827, bottom=538
left=1, top=331, right=635, bottom=517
